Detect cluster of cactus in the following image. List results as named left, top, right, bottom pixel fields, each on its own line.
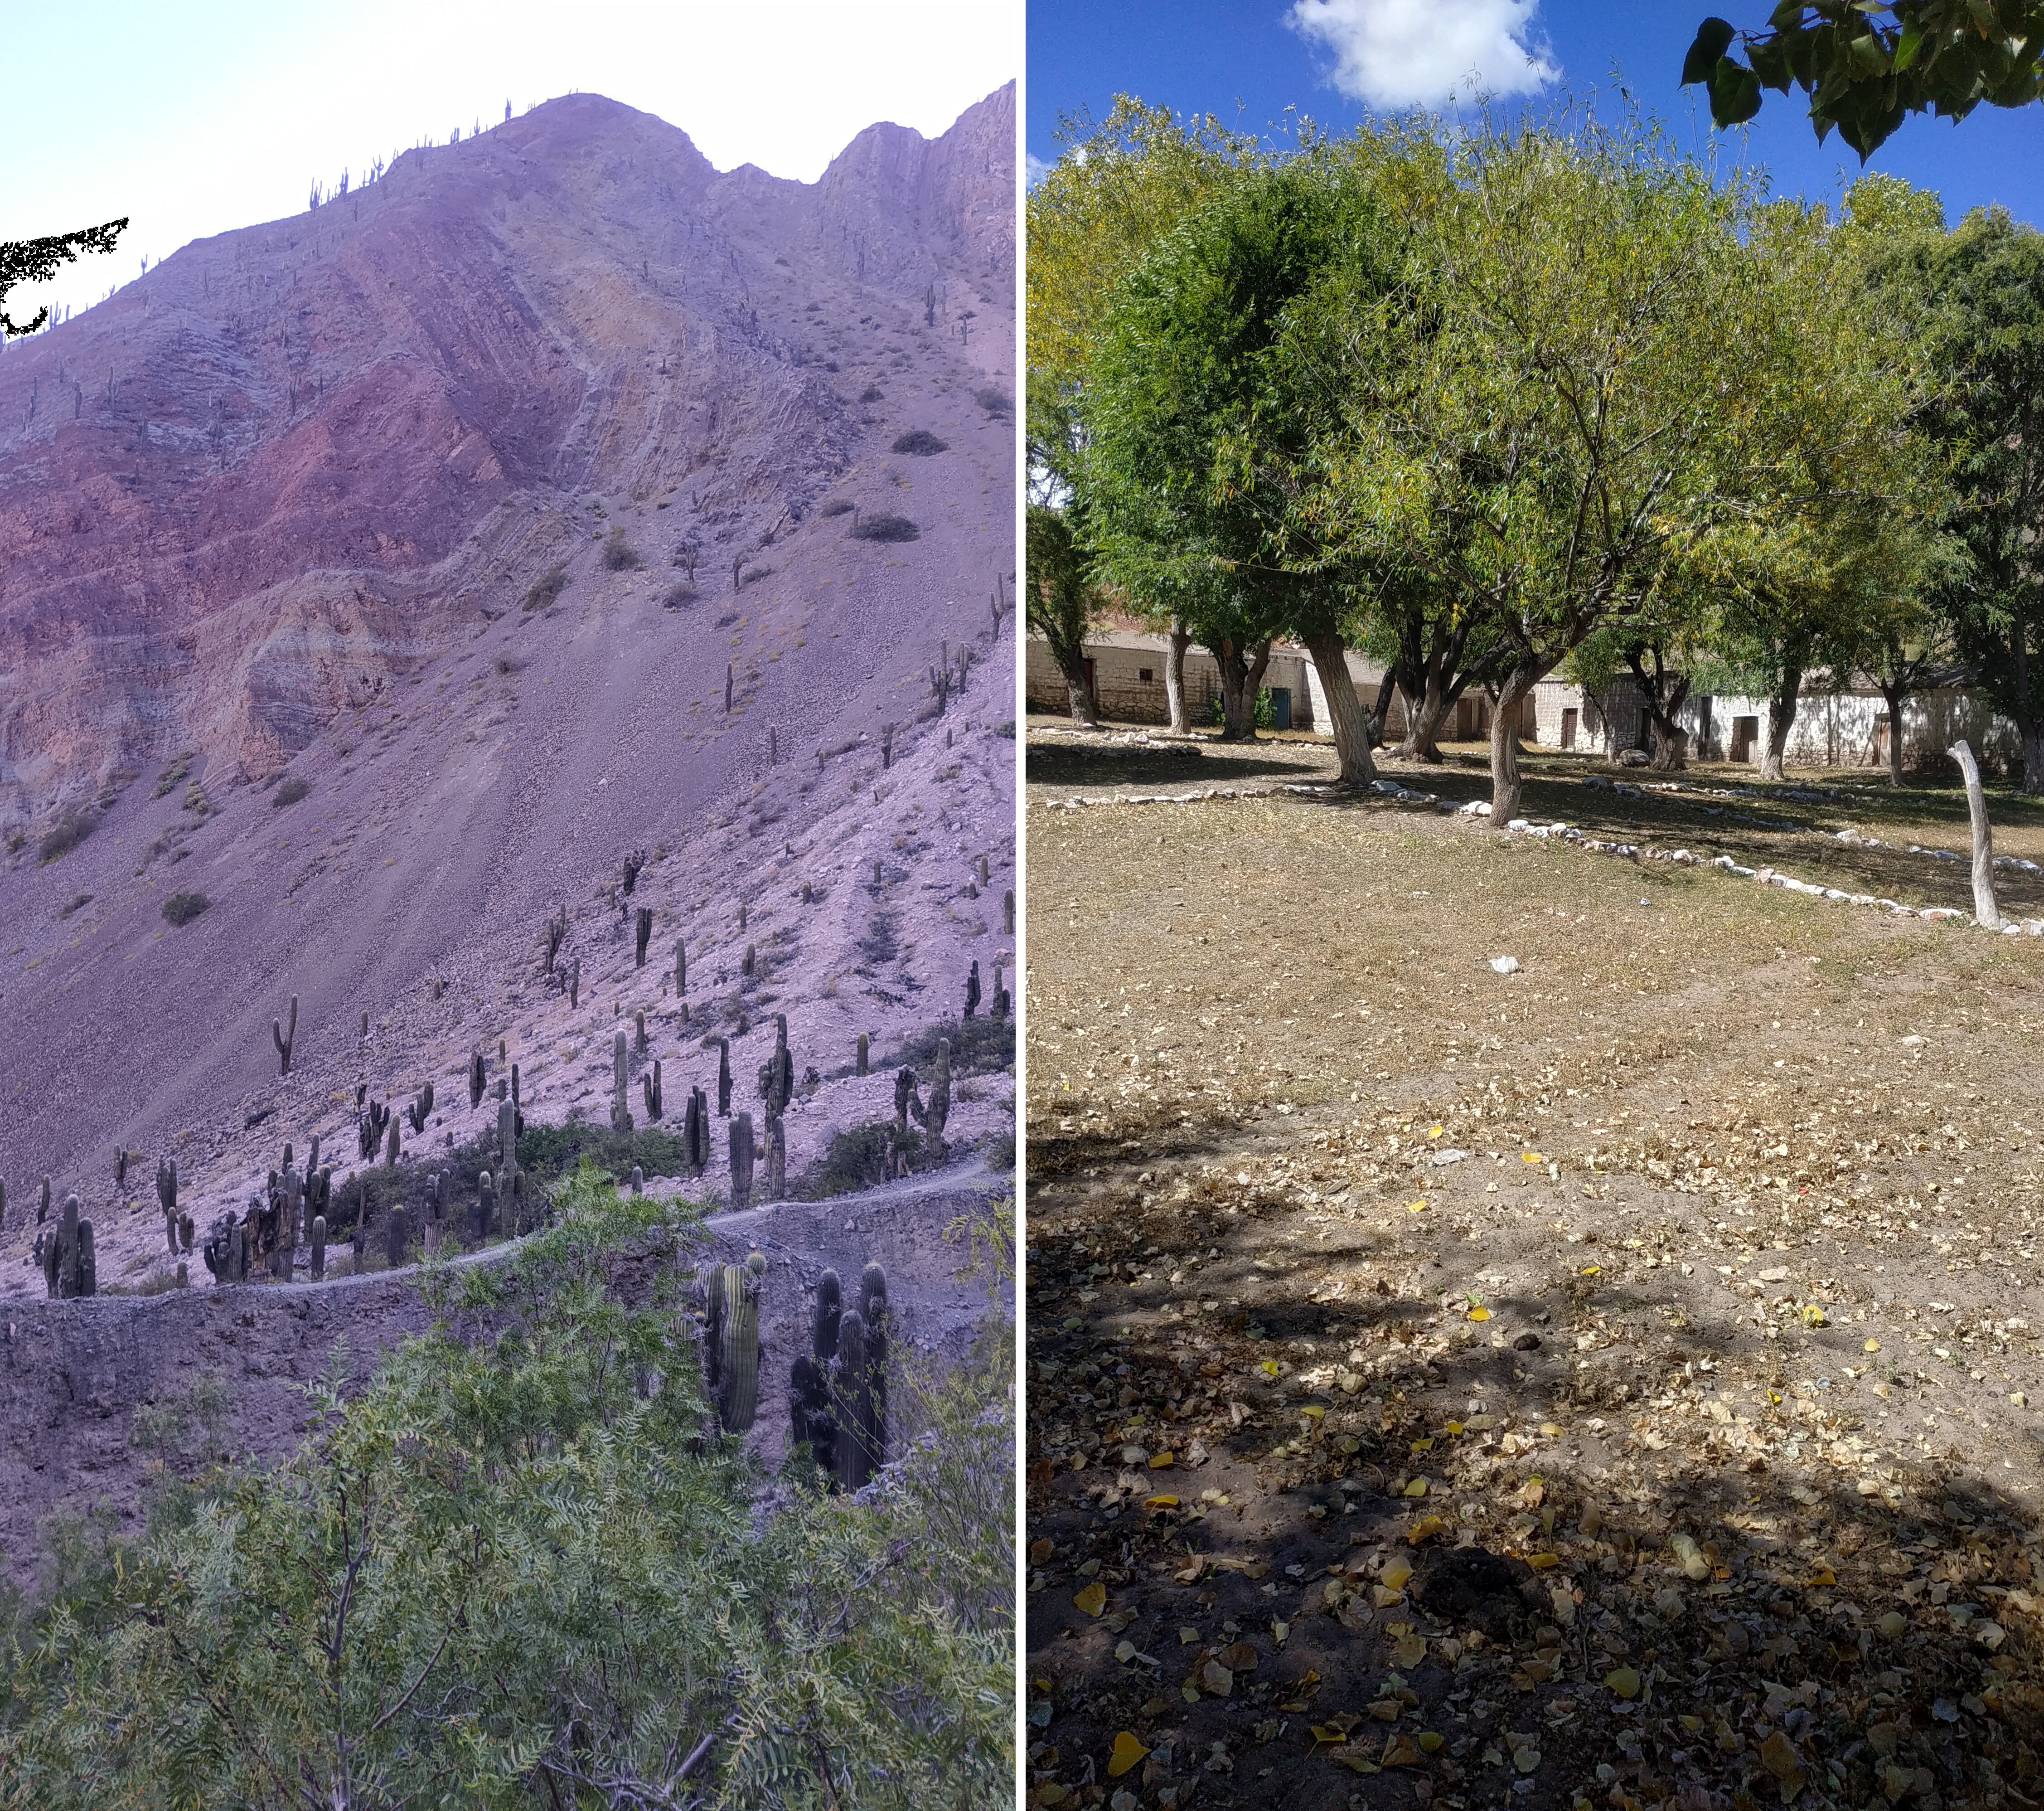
left=699, top=1251, right=767, bottom=1433
left=643, top=1057, right=664, bottom=1121
left=750, top=1015, right=795, bottom=1202
left=405, top=1079, right=435, bottom=1135
left=789, top=1263, right=888, bottom=1491
left=359, top=1097, right=391, bottom=1161
left=39, top=1194, right=96, bottom=1298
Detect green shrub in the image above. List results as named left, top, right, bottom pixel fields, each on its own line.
left=850, top=512, right=919, bottom=544
left=0, top=1168, right=1014, bottom=1807
left=802, top=1122, right=925, bottom=1198
left=1208, top=689, right=1278, bottom=730
left=601, top=525, right=642, bottom=570
left=151, top=752, right=194, bottom=799
left=884, top=1015, right=1013, bottom=1078
left=891, top=429, right=947, bottom=456
left=36, top=809, right=96, bottom=864
left=160, top=891, right=210, bottom=926
left=523, top=563, right=568, bottom=610
left=271, top=775, right=310, bottom=808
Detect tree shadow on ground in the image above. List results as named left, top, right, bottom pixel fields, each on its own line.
left=1025, top=1126, right=2044, bottom=1811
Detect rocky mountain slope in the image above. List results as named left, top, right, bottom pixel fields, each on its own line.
left=0, top=86, right=1017, bottom=1301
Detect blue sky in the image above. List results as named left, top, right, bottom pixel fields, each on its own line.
left=1027, top=0, right=2044, bottom=225
left=4, top=1, right=1017, bottom=330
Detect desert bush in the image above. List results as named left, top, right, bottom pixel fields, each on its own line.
left=36, top=809, right=96, bottom=864
left=803, top=1122, right=926, bottom=1198
left=891, top=429, right=947, bottom=456
left=662, top=582, right=697, bottom=608
left=860, top=384, right=885, bottom=403
left=523, top=563, right=568, bottom=611
left=271, top=775, right=310, bottom=808
left=819, top=499, right=855, bottom=518
left=601, top=525, right=642, bottom=570
left=55, top=893, right=92, bottom=920
left=0, top=1168, right=1013, bottom=1807
left=973, top=387, right=1012, bottom=417
left=886, top=1015, right=1013, bottom=1078
left=151, top=752, right=194, bottom=799
left=160, top=891, right=210, bottom=926
left=850, top=512, right=920, bottom=544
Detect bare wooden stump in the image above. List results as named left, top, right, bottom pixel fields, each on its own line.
left=1948, top=739, right=2002, bottom=929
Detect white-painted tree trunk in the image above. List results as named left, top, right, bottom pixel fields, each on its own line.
left=1948, top=739, right=2001, bottom=928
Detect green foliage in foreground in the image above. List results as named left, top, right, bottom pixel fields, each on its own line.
left=0, top=1166, right=1014, bottom=1808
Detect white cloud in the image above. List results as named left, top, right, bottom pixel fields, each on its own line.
left=1026, top=152, right=1053, bottom=190
left=1288, top=0, right=1559, bottom=110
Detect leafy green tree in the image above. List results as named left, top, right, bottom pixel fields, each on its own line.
left=1, top=218, right=127, bottom=337
left=1906, top=205, right=2044, bottom=791
left=1682, top=6, right=2044, bottom=157
left=0, top=1168, right=1013, bottom=1807
left=1079, top=157, right=1405, bottom=771
left=1319, top=112, right=1787, bottom=821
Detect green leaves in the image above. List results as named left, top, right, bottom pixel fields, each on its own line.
left=1684, top=4, right=2044, bottom=155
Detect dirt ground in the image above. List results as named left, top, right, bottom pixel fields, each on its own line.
left=1022, top=725, right=2044, bottom=1811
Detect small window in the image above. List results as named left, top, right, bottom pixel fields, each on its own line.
left=1138, top=667, right=1153, bottom=682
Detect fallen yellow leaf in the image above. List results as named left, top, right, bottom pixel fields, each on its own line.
left=1865, top=1338, right=1881, bottom=1352
left=1259, top=1359, right=1279, bottom=1377
left=1144, top=1495, right=1179, bottom=1510
left=1074, top=1582, right=1107, bottom=1617
left=1444, top=1419, right=1465, bottom=1435
left=1148, top=1450, right=1175, bottom=1469
left=1407, top=1198, right=1428, bottom=1213
left=1580, top=1263, right=1601, bottom=1276
left=1402, top=1476, right=1429, bottom=1498
left=1107, top=1732, right=1149, bottom=1778
left=1311, top=1724, right=1349, bottom=1746
left=1468, top=1306, right=1491, bottom=1321
left=1428, top=1125, right=1443, bottom=1139
left=1417, top=1730, right=1444, bottom=1753
left=1604, top=1666, right=1642, bottom=1699
left=1393, top=1633, right=1427, bottom=1669
left=1409, top=1436, right=1434, bottom=1452
left=1528, top=1552, right=1560, bottom=1569
left=1381, top=1558, right=1414, bottom=1590
left=1406, top=1515, right=1448, bottom=1544
left=1300, top=1404, right=1326, bottom=1421
left=1522, top=1152, right=1545, bottom=1164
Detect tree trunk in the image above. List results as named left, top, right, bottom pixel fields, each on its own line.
left=1397, top=670, right=1463, bottom=762
left=1948, top=739, right=2001, bottom=927
left=1761, top=657, right=1804, bottom=784
left=1165, top=616, right=1192, bottom=733
left=1880, top=682, right=1908, bottom=787
left=1367, top=668, right=1397, bottom=748
left=2023, top=723, right=2044, bottom=798
left=1302, top=631, right=1376, bottom=787
left=1063, top=670, right=1099, bottom=727
left=1487, top=668, right=1539, bottom=825
left=1212, top=636, right=1272, bottom=742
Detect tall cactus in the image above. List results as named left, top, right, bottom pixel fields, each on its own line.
left=635, top=1009, right=648, bottom=1055
left=385, top=1114, right=400, bottom=1169
left=643, top=1057, right=664, bottom=1122
left=498, top=1098, right=518, bottom=1197
left=0, top=1175, right=7, bottom=1235
left=717, top=1039, right=732, bottom=1116
left=766, top=1014, right=794, bottom=1115
left=856, top=1031, right=869, bottom=1077
left=675, top=937, right=687, bottom=997
left=1003, top=888, right=1014, bottom=934
left=833, top=1309, right=879, bottom=1491
left=611, top=1028, right=633, bottom=1132
left=273, top=993, right=298, bottom=1075
left=992, top=962, right=1010, bottom=1023
left=859, top=1262, right=889, bottom=1455
left=703, top=1252, right=766, bottom=1433
left=919, top=1040, right=951, bottom=1160
left=406, top=1079, right=435, bottom=1134
left=570, top=956, right=581, bottom=1010
left=730, top=1112, right=756, bottom=1208
left=310, top=1214, right=328, bottom=1281
left=44, top=1194, right=95, bottom=1299
left=470, top=1049, right=486, bottom=1109
left=765, top=1115, right=785, bottom=1202
left=964, top=961, right=981, bottom=1019
left=635, top=906, right=652, bottom=968
left=157, top=1157, right=179, bottom=1254
left=476, top=1170, right=496, bottom=1242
